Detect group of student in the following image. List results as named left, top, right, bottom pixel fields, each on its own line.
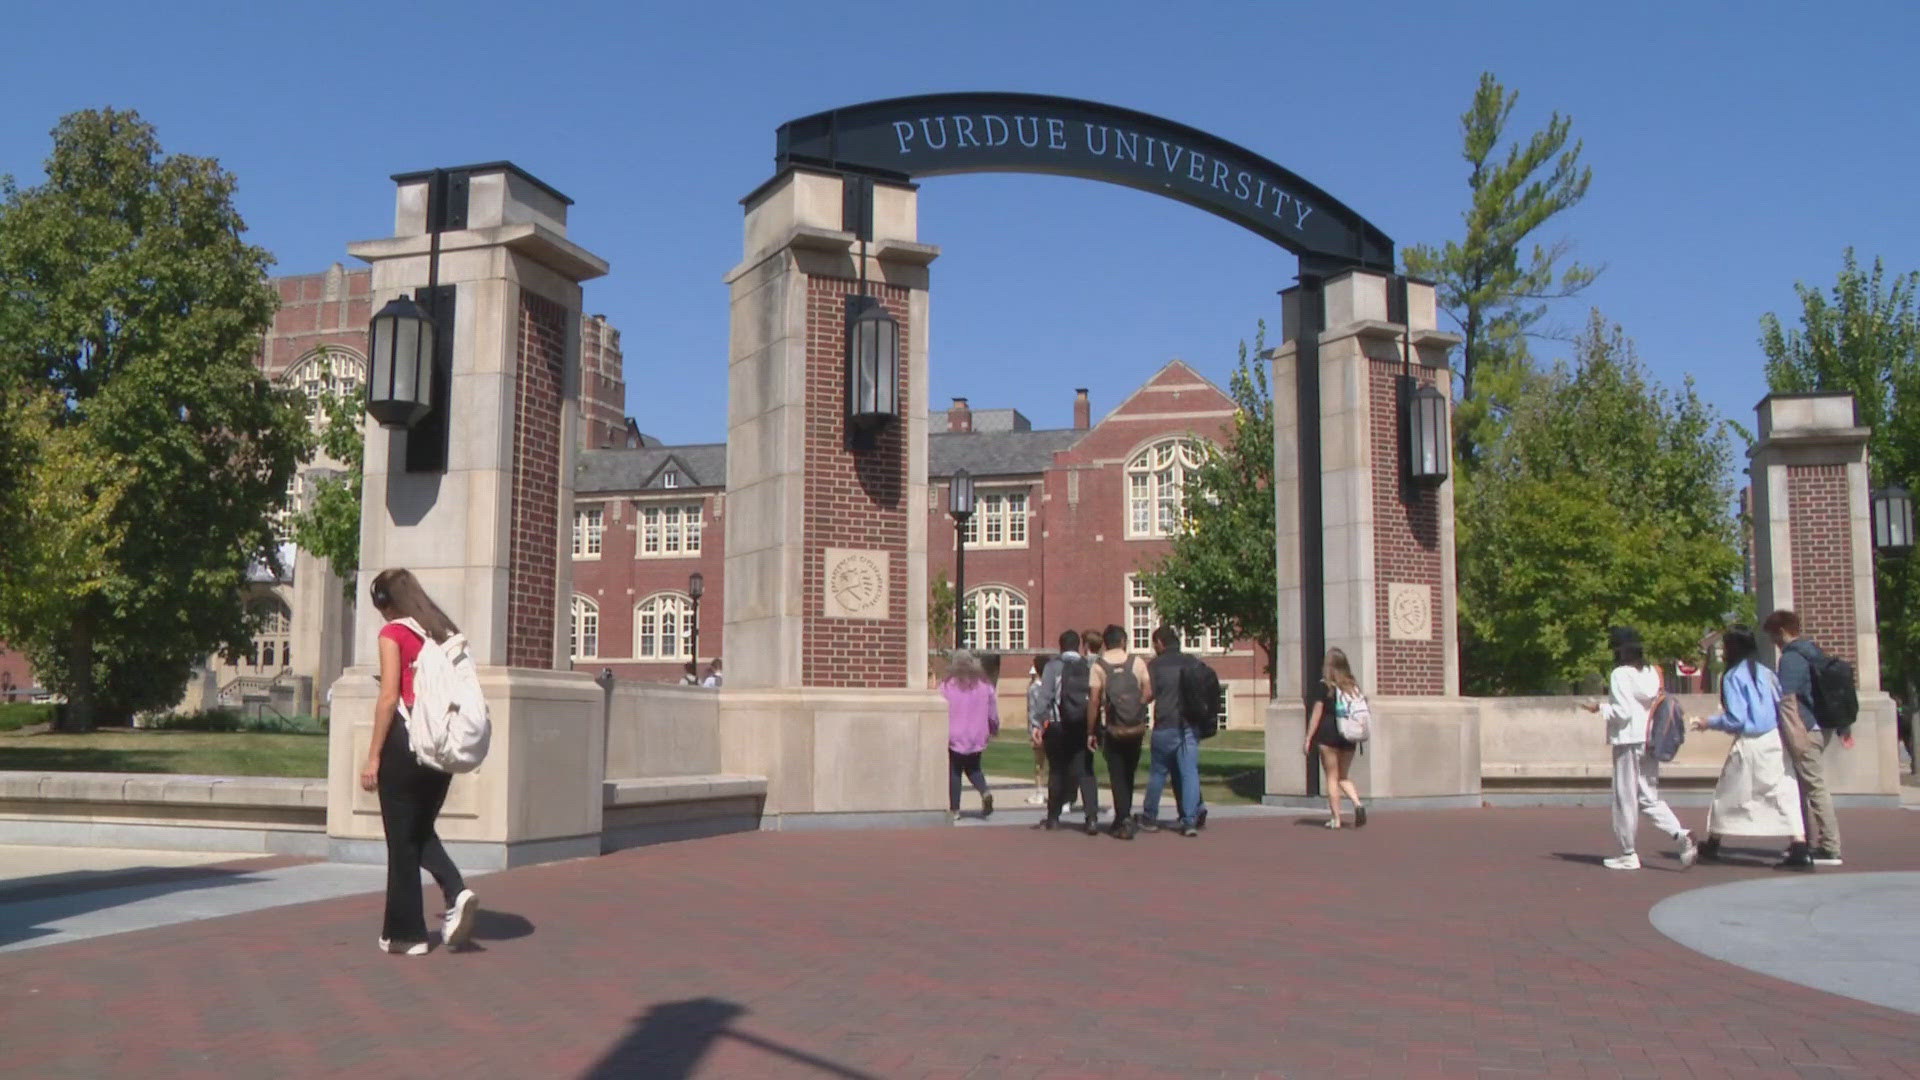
left=1597, top=609, right=1850, bottom=872
left=939, top=624, right=1220, bottom=838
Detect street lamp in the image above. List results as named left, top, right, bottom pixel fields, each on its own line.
left=1873, top=485, right=1914, bottom=554
left=948, top=468, right=976, bottom=650
left=366, top=295, right=434, bottom=428
left=687, top=571, right=705, bottom=666
left=845, top=297, right=900, bottom=450
left=1406, top=382, right=1450, bottom=484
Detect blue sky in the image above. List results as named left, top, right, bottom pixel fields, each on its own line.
left=4, top=0, right=1916, bottom=446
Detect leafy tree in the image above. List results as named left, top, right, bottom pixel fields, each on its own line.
left=288, top=378, right=366, bottom=593
left=930, top=569, right=956, bottom=652
left=1138, top=324, right=1277, bottom=689
left=1404, top=72, right=1598, bottom=469
left=1459, top=312, right=1742, bottom=692
left=0, top=109, right=306, bottom=730
left=1760, top=249, right=1920, bottom=694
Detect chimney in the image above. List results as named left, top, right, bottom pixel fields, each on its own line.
left=1073, top=388, right=1091, bottom=431
left=949, top=397, right=972, bottom=433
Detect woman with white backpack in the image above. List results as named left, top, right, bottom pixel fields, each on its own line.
left=360, top=568, right=478, bottom=955
left=1302, top=648, right=1369, bottom=829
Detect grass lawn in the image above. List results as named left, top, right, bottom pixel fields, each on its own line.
left=980, top=727, right=1267, bottom=805
left=0, top=728, right=328, bottom=778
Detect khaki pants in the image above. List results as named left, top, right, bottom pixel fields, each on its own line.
left=1777, top=696, right=1842, bottom=856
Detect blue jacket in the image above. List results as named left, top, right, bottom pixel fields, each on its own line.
left=1707, top=660, right=1781, bottom=738
left=1777, top=639, right=1822, bottom=731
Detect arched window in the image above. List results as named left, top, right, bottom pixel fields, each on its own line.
left=634, top=592, right=694, bottom=661
left=247, top=597, right=292, bottom=672
left=1125, top=437, right=1208, bottom=539
left=962, top=586, right=1028, bottom=653
left=281, top=348, right=367, bottom=423
left=570, top=596, right=600, bottom=660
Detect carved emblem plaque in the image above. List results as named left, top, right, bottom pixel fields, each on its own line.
left=1387, top=582, right=1433, bottom=641
left=823, top=548, right=889, bottom=620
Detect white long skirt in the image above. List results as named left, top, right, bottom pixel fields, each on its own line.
left=1707, top=727, right=1803, bottom=838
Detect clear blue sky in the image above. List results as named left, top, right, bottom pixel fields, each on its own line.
left=4, top=1, right=1916, bottom=446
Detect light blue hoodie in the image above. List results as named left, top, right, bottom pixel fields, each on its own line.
left=1706, top=660, right=1781, bottom=738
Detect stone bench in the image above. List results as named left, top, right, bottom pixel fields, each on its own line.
left=600, top=774, right=768, bottom=852
left=0, top=771, right=329, bottom=854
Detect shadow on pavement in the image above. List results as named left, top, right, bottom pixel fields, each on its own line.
left=0, top=865, right=269, bottom=949
left=1548, top=852, right=1608, bottom=866
left=446, top=908, right=537, bottom=954
left=583, top=998, right=882, bottom=1080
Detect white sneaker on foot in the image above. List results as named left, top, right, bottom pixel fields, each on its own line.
left=1677, top=834, right=1699, bottom=869
left=1603, top=853, right=1642, bottom=871
left=1025, top=791, right=1047, bottom=806
left=378, top=937, right=430, bottom=956
left=442, top=889, right=478, bottom=948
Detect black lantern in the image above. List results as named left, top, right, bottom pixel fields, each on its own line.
left=1406, top=382, right=1451, bottom=483
left=366, top=294, right=436, bottom=428
left=846, top=297, right=900, bottom=445
left=948, top=469, right=976, bottom=650
left=1873, top=485, right=1914, bottom=554
left=687, top=571, right=705, bottom=662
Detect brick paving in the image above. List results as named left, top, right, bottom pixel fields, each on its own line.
left=2, top=808, right=1916, bottom=1079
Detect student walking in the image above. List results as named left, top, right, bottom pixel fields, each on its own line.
left=1584, top=627, right=1697, bottom=870
left=1141, top=626, right=1207, bottom=837
left=1031, top=630, right=1100, bottom=834
left=1766, top=610, right=1845, bottom=868
left=941, top=650, right=999, bottom=822
left=1690, top=627, right=1804, bottom=863
left=1024, top=655, right=1053, bottom=805
left=1303, top=648, right=1368, bottom=829
left=1090, top=625, right=1153, bottom=840
left=359, top=568, right=478, bottom=955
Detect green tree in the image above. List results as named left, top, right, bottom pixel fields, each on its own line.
left=930, top=569, right=956, bottom=652
left=1404, top=72, right=1598, bottom=469
left=288, top=378, right=366, bottom=593
left=1138, top=323, right=1277, bottom=689
left=1760, top=249, right=1920, bottom=694
left=1459, top=312, right=1743, bottom=692
left=0, top=109, right=306, bottom=730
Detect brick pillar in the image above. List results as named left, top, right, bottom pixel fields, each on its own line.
left=327, top=163, right=615, bottom=866
left=720, top=170, right=947, bottom=823
left=1750, top=393, right=1899, bottom=798
left=1266, top=269, right=1477, bottom=806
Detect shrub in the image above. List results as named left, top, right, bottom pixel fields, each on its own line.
left=141, top=709, right=325, bottom=734
left=0, top=702, right=58, bottom=732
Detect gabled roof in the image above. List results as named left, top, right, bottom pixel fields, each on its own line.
left=578, top=444, right=727, bottom=494
left=930, top=429, right=1080, bottom=477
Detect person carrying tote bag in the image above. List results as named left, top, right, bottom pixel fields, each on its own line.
left=1689, top=627, right=1804, bottom=863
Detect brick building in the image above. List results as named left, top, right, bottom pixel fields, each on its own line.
left=573, top=360, right=1275, bottom=726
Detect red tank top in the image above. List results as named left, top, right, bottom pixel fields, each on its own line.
left=378, top=622, right=425, bottom=706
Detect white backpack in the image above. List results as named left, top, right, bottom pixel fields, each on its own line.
left=395, top=618, right=491, bottom=773
left=1335, top=687, right=1373, bottom=743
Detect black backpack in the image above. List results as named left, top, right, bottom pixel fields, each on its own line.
left=1796, top=641, right=1860, bottom=734
left=1179, top=658, right=1223, bottom=740
left=1054, top=657, right=1091, bottom=726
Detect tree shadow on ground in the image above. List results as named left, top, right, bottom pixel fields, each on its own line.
left=0, top=865, right=273, bottom=950
left=583, top=998, right=882, bottom=1080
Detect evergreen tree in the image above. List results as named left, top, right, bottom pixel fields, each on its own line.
left=0, top=109, right=306, bottom=729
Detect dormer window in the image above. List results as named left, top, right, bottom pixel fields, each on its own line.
left=662, top=469, right=680, bottom=489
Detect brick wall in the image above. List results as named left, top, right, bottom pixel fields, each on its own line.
left=506, top=290, right=570, bottom=669
left=801, top=276, right=909, bottom=689
left=580, top=314, right=627, bottom=449
left=1786, top=464, right=1857, bottom=665
left=259, top=265, right=374, bottom=377
left=570, top=490, right=726, bottom=681
left=1368, top=359, right=1446, bottom=695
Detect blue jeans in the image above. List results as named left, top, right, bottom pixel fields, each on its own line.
left=1142, top=725, right=1205, bottom=827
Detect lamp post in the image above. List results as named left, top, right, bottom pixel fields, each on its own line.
left=366, top=167, right=456, bottom=468
left=842, top=175, right=900, bottom=451
left=948, top=469, right=976, bottom=650
left=687, top=571, right=705, bottom=668
left=1391, top=276, right=1451, bottom=489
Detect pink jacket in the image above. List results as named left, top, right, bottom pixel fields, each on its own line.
left=941, top=678, right=1001, bottom=754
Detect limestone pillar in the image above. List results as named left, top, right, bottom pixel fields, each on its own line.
left=1265, top=269, right=1478, bottom=807
left=1749, top=394, right=1899, bottom=800
left=718, top=170, right=946, bottom=826
left=325, top=164, right=612, bottom=867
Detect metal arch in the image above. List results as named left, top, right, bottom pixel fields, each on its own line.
left=772, top=92, right=1393, bottom=272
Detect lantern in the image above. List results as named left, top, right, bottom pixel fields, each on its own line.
left=845, top=297, right=900, bottom=439
left=366, top=294, right=435, bottom=428
left=1872, top=485, right=1914, bottom=554
left=1407, top=381, right=1451, bottom=483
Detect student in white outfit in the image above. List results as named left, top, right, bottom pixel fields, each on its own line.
left=1582, top=627, right=1698, bottom=870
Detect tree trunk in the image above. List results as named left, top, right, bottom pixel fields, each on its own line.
left=55, top=623, right=96, bottom=733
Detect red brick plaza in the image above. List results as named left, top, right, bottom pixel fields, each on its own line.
left=4, top=809, right=1917, bottom=1080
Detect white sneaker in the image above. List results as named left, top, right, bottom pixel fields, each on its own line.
left=1677, top=834, right=1699, bottom=870
left=378, top=937, right=430, bottom=956
left=1603, top=854, right=1642, bottom=871
left=1025, top=791, right=1047, bottom=806
left=442, top=889, right=478, bottom=948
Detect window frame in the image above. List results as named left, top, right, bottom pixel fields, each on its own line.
left=573, top=505, right=605, bottom=559
left=634, top=502, right=704, bottom=559
left=961, top=585, right=1029, bottom=653
left=1124, top=573, right=1222, bottom=654
left=634, top=591, right=695, bottom=662
left=570, top=595, right=600, bottom=660
left=956, top=486, right=1032, bottom=550
left=1124, top=437, right=1209, bottom=540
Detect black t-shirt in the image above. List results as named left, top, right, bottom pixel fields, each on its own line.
left=1148, top=650, right=1196, bottom=731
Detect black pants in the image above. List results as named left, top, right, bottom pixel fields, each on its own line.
left=1102, top=736, right=1143, bottom=823
left=378, top=723, right=466, bottom=942
left=948, top=749, right=988, bottom=811
left=1044, top=722, right=1098, bottom=825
